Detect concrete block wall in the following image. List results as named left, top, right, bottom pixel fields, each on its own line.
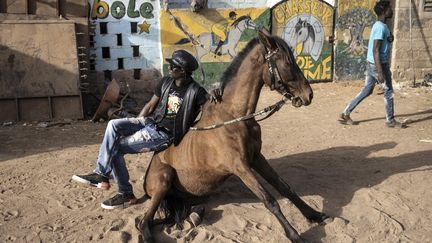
left=88, top=0, right=162, bottom=73
left=392, top=0, right=432, bottom=83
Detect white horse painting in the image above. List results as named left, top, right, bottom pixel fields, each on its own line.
left=284, top=14, right=324, bottom=62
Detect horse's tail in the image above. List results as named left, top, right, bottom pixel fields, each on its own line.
left=175, top=38, right=191, bottom=45
left=156, top=188, right=192, bottom=230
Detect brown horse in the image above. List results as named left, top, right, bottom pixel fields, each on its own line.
left=137, top=29, right=330, bottom=243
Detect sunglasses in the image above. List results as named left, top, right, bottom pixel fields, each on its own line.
left=169, top=64, right=182, bottom=71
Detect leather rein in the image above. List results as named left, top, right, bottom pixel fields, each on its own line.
left=190, top=46, right=294, bottom=131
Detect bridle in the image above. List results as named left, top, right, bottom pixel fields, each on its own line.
left=263, top=46, right=294, bottom=100
left=190, top=42, right=294, bottom=131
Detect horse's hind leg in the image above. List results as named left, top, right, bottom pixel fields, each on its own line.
left=251, top=154, right=330, bottom=224
left=234, top=164, right=305, bottom=243
left=137, top=156, right=175, bottom=243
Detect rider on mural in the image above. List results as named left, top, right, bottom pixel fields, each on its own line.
left=211, top=11, right=238, bottom=55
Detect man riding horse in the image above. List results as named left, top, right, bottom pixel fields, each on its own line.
left=72, top=50, right=221, bottom=209
left=211, top=11, right=238, bottom=55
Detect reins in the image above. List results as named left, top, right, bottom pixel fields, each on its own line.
left=190, top=92, right=292, bottom=131
left=190, top=34, right=295, bottom=131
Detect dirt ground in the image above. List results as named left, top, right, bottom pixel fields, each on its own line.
left=0, top=82, right=431, bottom=243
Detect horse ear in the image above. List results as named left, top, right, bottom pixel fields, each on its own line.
left=258, top=27, right=276, bottom=50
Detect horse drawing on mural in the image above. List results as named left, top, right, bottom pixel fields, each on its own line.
left=294, top=19, right=315, bottom=55
left=285, top=15, right=324, bottom=62
left=136, top=28, right=330, bottom=243
left=194, top=15, right=257, bottom=60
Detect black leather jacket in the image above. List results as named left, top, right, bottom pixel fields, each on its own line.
left=150, top=77, right=207, bottom=146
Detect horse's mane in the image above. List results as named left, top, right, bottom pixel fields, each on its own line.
left=219, top=34, right=300, bottom=90
left=231, top=15, right=251, bottom=27
left=220, top=37, right=260, bottom=89
left=272, top=35, right=303, bottom=76
left=272, top=35, right=296, bottom=65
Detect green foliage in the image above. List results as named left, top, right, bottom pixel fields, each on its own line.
left=337, top=7, right=376, bottom=29
left=335, top=42, right=367, bottom=80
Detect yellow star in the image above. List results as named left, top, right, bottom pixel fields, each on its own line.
left=138, top=21, right=151, bottom=34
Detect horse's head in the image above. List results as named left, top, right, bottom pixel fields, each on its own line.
left=190, top=0, right=207, bottom=12
left=258, top=29, right=313, bottom=107
left=232, top=16, right=257, bottom=31
left=294, top=18, right=312, bottom=43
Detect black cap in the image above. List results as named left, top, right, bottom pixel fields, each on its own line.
left=229, top=11, right=237, bottom=18
left=165, top=50, right=199, bottom=73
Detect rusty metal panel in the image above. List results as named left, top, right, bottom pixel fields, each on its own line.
left=52, top=96, right=83, bottom=119
left=19, top=98, right=50, bottom=121
left=0, top=21, right=83, bottom=122
left=64, top=0, right=88, bottom=18
left=35, top=0, right=58, bottom=16
left=0, top=21, right=80, bottom=98
left=0, top=99, right=18, bottom=122
left=6, top=0, right=27, bottom=14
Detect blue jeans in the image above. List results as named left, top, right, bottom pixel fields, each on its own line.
left=343, top=62, right=394, bottom=122
left=94, top=117, right=172, bottom=194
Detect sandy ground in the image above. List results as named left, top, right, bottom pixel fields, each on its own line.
left=0, top=82, right=431, bottom=243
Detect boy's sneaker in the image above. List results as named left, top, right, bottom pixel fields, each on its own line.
left=386, top=120, right=407, bottom=128
left=338, top=113, right=355, bottom=125
left=72, top=172, right=110, bottom=190
left=101, top=193, right=137, bottom=210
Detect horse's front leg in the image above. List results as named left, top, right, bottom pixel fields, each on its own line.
left=234, top=163, right=306, bottom=243
left=250, top=154, right=330, bottom=224
left=228, top=48, right=236, bottom=58
left=137, top=162, right=175, bottom=242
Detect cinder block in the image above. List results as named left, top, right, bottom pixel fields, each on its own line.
left=94, top=34, right=118, bottom=48
left=123, top=33, right=150, bottom=46
left=146, top=58, right=162, bottom=69
left=95, top=59, right=118, bottom=71
left=124, top=57, right=147, bottom=69
left=140, top=47, right=161, bottom=61
left=139, top=33, right=160, bottom=47
left=110, top=46, right=133, bottom=59
left=108, top=21, right=132, bottom=34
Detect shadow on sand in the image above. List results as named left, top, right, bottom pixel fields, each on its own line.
left=200, top=142, right=432, bottom=240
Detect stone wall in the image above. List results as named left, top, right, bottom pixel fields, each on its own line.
left=392, top=0, right=432, bottom=84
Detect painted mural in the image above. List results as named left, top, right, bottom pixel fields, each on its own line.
left=272, top=0, right=334, bottom=82
left=88, top=0, right=162, bottom=71
left=335, top=0, right=378, bottom=80
left=160, top=8, right=270, bottom=86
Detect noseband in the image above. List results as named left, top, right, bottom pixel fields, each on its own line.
left=264, top=47, right=293, bottom=100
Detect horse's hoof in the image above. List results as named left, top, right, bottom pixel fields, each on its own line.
left=321, top=215, right=334, bottom=225
left=189, top=212, right=202, bottom=227
left=189, top=205, right=205, bottom=227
